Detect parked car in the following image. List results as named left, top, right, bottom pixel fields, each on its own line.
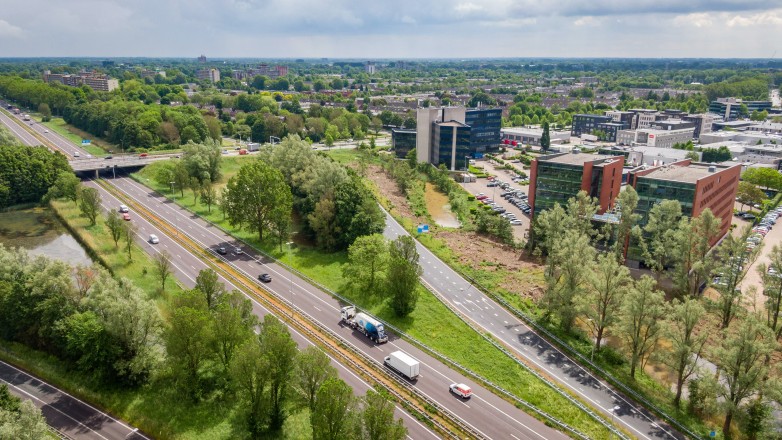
left=148, top=234, right=159, bottom=244
left=258, top=273, right=272, bottom=283
left=740, top=213, right=756, bottom=220
left=510, top=220, right=523, bottom=226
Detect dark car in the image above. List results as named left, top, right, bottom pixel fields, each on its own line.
left=258, top=273, right=272, bottom=283
left=216, top=247, right=228, bottom=255
left=105, top=155, right=113, bottom=159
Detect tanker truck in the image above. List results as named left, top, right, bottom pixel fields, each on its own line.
left=340, top=305, right=388, bottom=344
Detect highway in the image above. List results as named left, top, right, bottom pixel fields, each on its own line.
left=0, top=107, right=41, bottom=146
left=85, top=179, right=439, bottom=440
left=0, top=360, right=149, bottom=440
left=101, top=175, right=570, bottom=440
left=382, top=210, right=684, bottom=440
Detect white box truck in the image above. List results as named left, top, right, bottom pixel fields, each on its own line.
left=384, top=351, right=420, bottom=380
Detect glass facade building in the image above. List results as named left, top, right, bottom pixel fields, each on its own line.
left=465, top=108, right=502, bottom=155
left=532, top=162, right=586, bottom=216
left=432, top=122, right=471, bottom=169
left=391, top=129, right=417, bottom=159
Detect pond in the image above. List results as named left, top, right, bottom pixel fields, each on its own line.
left=0, top=207, right=92, bottom=267
left=424, top=182, right=461, bottom=228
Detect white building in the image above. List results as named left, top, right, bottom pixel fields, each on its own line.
left=501, top=127, right=570, bottom=147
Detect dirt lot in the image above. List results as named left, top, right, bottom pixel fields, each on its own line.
left=365, top=164, right=546, bottom=302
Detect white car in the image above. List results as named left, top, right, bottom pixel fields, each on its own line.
left=510, top=220, right=523, bottom=226
left=44, top=129, right=49, bottom=133
left=119, top=205, right=129, bottom=213
left=74, top=152, right=80, bottom=157
left=148, top=234, right=159, bottom=244
left=449, top=383, right=472, bottom=399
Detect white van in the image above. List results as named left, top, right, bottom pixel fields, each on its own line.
left=148, top=234, right=159, bottom=244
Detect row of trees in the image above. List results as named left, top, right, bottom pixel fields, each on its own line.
left=0, top=144, right=71, bottom=208
left=533, top=189, right=782, bottom=438
left=0, top=385, right=50, bottom=439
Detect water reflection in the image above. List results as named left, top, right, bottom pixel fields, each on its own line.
left=0, top=207, right=92, bottom=267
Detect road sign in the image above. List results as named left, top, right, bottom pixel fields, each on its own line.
left=710, top=431, right=716, bottom=438
left=81, top=139, right=91, bottom=145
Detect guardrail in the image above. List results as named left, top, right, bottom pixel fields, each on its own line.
left=125, top=174, right=623, bottom=439
left=101, top=178, right=479, bottom=440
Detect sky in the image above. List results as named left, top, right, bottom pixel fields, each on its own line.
left=0, top=0, right=781, bottom=58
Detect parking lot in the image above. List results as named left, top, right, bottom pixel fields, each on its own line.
left=459, top=159, right=532, bottom=241
left=737, top=207, right=782, bottom=300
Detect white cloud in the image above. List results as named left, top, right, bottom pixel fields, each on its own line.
left=0, top=19, right=23, bottom=37
left=727, top=10, right=782, bottom=26
left=455, top=2, right=483, bottom=13
left=673, top=13, right=713, bottom=27
left=573, top=16, right=601, bottom=26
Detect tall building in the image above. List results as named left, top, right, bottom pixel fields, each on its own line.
left=626, top=160, right=741, bottom=262
left=197, top=55, right=207, bottom=63
left=571, top=114, right=628, bottom=141
left=196, top=68, right=220, bottom=83
left=391, top=128, right=417, bottom=158
left=681, top=113, right=714, bottom=139
left=416, top=107, right=501, bottom=170
left=709, top=98, right=772, bottom=121
left=528, top=151, right=624, bottom=218
left=365, top=61, right=376, bottom=74
left=42, top=70, right=118, bottom=92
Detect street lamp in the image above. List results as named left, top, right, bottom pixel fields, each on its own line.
left=169, top=181, right=177, bottom=236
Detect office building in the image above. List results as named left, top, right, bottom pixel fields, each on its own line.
left=571, top=114, right=629, bottom=142
left=626, top=161, right=741, bottom=263
left=681, top=113, right=714, bottom=139
left=628, top=109, right=660, bottom=129
left=651, top=119, right=696, bottom=132
left=709, top=98, right=772, bottom=121
left=616, top=127, right=695, bottom=148
left=501, top=127, right=571, bottom=147
left=196, top=68, right=220, bottom=83
left=391, top=129, right=417, bottom=158
left=416, top=107, right=501, bottom=170
left=528, top=151, right=623, bottom=218
left=42, top=70, right=119, bottom=92
left=197, top=55, right=207, bottom=63
left=605, top=111, right=637, bottom=128
left=365, top=61, right=376, bottom=74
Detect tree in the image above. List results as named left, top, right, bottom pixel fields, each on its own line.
left=258, top=314, right=297, bottom=431
left=165, top=291, right=212, bottom=400
left=38, top=102, right=51, bottom=121
left=0, top=400, right=51, bottom=440
left=671, top=209, right=720, bottom=297
left=760, top=244, right=782, bottom=344
left=660, top=298, right=708, bottom=407
left=370, top=117, right=382, bottom=135
left=311, top=377, right=355, bottom=440
left=543, top=230, right=595, bottom=331
left=78, top=186, right=101, bottom=226
left=106, top=211, right=125, bottom=248
left=122, top=220, right=137, bottom=261
left=0, top=384, right=20, bottom=413
left=742, top=167, right=782, bottom=191
left=44, top=171, right=80, bottom=203
left=231, top=337, right=270, bottom=436
left=200, top=183, right=217, bottom=213
left=153, top=251, right=173, bottom=291
left=612, top=186, right=640, bottom=263
left=343, top=234, right=388, bottom=294
left=637, top=199, right=681, bottom=276
left=736, top=181, right=766, bottom=211
left=225, top=161, right=293, bottom=242
left=295, top=346, right=337, bottom=411
left=211, top=291, right=256, bottom=374
left=540, top=121, right=551, bottom=151
left=618, top=275, right=667, bottom=378
left=182, top=139, right=222, bottom=185
left=713, top=226, right=762, bottom=329
left=713, top=315, right=776, bottom=438
left=385, top=236, right=422, bottom=317
left=195, top=268, right=225, bottom=310
left=359, top=388, right=407, bottom=440
left=577, top=253, right=631, bottom=355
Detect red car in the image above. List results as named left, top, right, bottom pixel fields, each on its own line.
left=122, top=213, right=131, bottom=221
left=139, top=153, right=148, bottom=158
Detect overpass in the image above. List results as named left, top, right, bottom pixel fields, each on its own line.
left=71, top=154, right=173, bottom=177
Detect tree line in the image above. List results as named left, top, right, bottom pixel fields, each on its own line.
left=0, top=144, right=71, bottom=208
left=533, top=188, right=782, bottom=438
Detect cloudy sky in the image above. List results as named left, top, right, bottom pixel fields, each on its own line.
left=0, top=0, right=780, bottom=58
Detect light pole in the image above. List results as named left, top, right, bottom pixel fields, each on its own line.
left=286, top=241, right=295, bottom=316
left=169, top=181, right=177, bottom=236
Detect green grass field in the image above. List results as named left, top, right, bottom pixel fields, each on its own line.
left=41, top=117, right=109, bottom=157
left=134, top=160, right=615, bottom=439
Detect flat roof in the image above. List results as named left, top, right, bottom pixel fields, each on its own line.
left=540, top=152, right=617, bottom=166
left=436, top=120, right=467, bottom=127
left=640, top=163, right=735, bottom=184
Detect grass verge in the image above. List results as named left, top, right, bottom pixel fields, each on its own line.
left=41, top=117, right=110, bottom=157
left=134, top=161, right=615, bottom=439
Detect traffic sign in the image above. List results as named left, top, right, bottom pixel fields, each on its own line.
left=81, top=139, right=91, bottom=145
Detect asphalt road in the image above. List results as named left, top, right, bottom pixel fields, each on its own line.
left=0, top=107, right=41, bottom=147
left=86, top=179, right=439, bottom=440
left=102, top=175, right=569, bottom=440
left=381, top=211, right=685, bottom=440
left=0, top=361, right=150, bottom=440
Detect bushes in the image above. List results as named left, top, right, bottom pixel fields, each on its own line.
left=0, top=144, right=71, bottom=208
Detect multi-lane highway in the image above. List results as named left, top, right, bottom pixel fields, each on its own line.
left=85, top=179, right=441, bottom=440
left=100, top=175, right=571, bottom=440
left=382, top=211, right=684, bottom=440
left=0, top=360, right=149, bottom=440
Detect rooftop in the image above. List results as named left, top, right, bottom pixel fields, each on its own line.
left=641, top=163, right=735, bottom=184
left=437, top=120, right=467, bottom=127
left=539, top=152, right=618, bottom=166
